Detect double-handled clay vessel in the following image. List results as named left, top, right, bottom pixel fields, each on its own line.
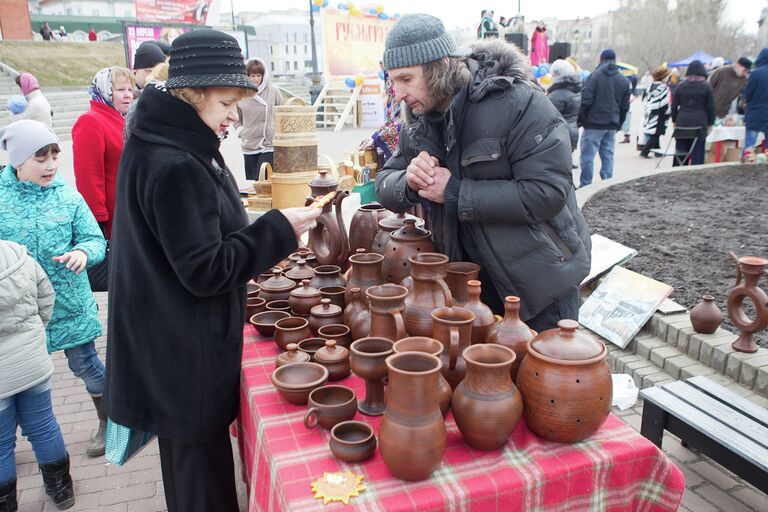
left=726, top=253, right=768, bottom=353
left=403, top=253, right=453, bottom=337
left=366, top=284, right=409, bottom=341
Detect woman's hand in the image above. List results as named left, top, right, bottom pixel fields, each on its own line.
left=52, top=249, right=88, bottom=274
left=280, top=206, right=323, bottom=239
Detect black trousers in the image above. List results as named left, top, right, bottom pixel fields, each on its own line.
left=640, top=134, right=662, bottom=156
left=244, top=152, right=274, bottom=181
left=525, top=286, right=580, bottom=333
left=672, top=137, right=706, bottom=166
left=158, top=429, right=239, bottom=512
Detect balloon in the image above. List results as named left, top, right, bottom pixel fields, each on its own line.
left=354, top=74, right=365, bottom=86
left=337, top=3, right=348, bottom=10
left=311, top=4, right=320, bottom=11
left=378, top=69, right=386, bottom=80
left=323, top=0, right=329, bottom=6
left=533, top=66, right=546, bottom=78
left=350, top=7, right=361, bottom=16
left=539, top=74, right=552, bottom=87
left=369, top=8, right=377, bottom=14
left=376, top=4, right=384, bottom=13
left=378, top=12, right=388, bottom=20
left=345, top=77, right=356, bottom=88
left=313, top=0, right=323, bottom=6
left=538, top=63, right=550, bottom=74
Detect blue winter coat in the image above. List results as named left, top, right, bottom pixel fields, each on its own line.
left=744, top=48, right=768, bottom=130
left=0, top=165, right=106, bottom=352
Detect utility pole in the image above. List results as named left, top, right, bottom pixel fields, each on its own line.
left=308, top=0, right=322, bottom=104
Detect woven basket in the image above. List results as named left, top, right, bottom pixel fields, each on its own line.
left=271, top=171, right=315, bottom=209
left=274, top=97, right=318, bottom=174
left=253, top=162, right=272, bottom=198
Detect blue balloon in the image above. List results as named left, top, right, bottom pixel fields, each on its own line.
left=369, top=8, right=377, bottom=14
left=538, top=63, right=550, bottom=74
left=378, top=12, right=388, bottom=20
left=338, top=3, right=348, bottom=10
left=378, top=69, right=386, bottom=80
left=533, top=66, right=547, bottom=78
left=345, top=77, right=356, bottom=88
left=322, top=0, right=329, bottom=6
left=311, top=4, right=320, bottom=11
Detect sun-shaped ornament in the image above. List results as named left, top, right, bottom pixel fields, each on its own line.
left=310, top=471, right=366, bottom=505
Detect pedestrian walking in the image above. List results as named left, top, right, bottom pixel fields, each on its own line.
left=639, top=66, right=672, bottom=158
left=547, top=59, right=582, bottom=159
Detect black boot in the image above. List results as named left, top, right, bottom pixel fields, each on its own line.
left=0, top=480, right=17, bottom=512
left=39, top=456, right=75, bottom=510
left=87, top=395, right=107, bottom=457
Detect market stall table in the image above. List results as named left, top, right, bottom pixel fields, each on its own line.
left=706, top=126, right=765, bottom=162
left=236, top=325, right=685, bottom=511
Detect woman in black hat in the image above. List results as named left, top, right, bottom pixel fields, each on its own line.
left=104, top=29, right=320, bottom=511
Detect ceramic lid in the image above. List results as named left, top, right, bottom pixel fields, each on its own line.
left=379, top=212, right=425, bottom=231
left=310, top=298, right=343, bottom=317
left=390, top=218, right=431, bottom=241
left=309, top=169, right=339, bottom=189
left=290, top=280, right=321, bottom=298
left=277, top=343, right=311, bottom=366
left=529, top=319, right=605, bottom=361
left=261, top=269, right=297, bottom=293
left=315, top=340, right=349, bottom=364
left=286, top=260, right=315, bottom=281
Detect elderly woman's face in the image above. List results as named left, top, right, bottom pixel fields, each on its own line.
left=113, top=75, right=135, bottom=115
left=197, top=87, right=243, bottom=137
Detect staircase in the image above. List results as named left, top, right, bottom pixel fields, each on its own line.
left=313, top=79, right=361, bottom=132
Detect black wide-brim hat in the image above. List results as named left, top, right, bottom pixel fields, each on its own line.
left=166, top=29, right=256, bottom=91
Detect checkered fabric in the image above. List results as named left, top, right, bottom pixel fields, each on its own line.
left=236, top=325, right=685, bottom=511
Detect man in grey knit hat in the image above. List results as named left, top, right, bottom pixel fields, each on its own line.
left=375, top=14, right=591, bottom=331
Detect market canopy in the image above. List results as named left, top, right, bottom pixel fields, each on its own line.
left=617, top=62, right=639, bottom=76
left=667, top=50, right=731, bottom=68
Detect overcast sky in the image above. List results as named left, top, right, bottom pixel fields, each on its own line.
left=233, top=0, right=766, bottom=34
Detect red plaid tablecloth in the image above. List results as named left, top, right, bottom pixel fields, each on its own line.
left=236, top=325, right=684, bottom=511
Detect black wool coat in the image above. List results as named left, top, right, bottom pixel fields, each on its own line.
left=103, top=84, right=297, bottom=443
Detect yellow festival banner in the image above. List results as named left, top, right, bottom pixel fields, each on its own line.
left=322, top=11, right=395, bottom=77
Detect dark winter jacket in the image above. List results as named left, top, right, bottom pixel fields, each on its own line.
left=744, top=48, right=768, bottom=130
left=376, top=40, right=591, bottom=321
left=671, top=61, right=715, bottom=136
left=578, top=61, right=631, bottom=130
left=547, top=75, right=583, bottom=150
left=708, top=64, right=747, bottom=118
left=104, top=84, right=298, bottom=443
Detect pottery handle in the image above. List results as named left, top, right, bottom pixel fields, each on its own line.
left=438, top=278, right=453, bottom=307
left=729, top=252, right=742, bottom=286
left=392, top=311, right=407, bottom=340
left=448, top=326, right=459, bottom=370
left=303, top=407, right=319, bottom=429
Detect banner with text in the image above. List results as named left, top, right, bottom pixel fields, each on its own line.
left=322, top=11, right=394, bottom=77
left=124, top=24, right=192, bottom=68
left=134, top=0, right=215, bottom=25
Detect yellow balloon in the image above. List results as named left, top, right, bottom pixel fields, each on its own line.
left=539, top=74, right=552, bottom=86
left=348, top=2, right=355, bottom=9
left=354, top=74, right=365, bottom=86
left=350, top=7, right=361, bottom=16
left=313, top=0, right=323, bottom=6
left=376, top=4, right=384, bottom=13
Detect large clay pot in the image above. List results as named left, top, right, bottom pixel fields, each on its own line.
left=517, top=319, right=612, bottom=443
left=366, top=284, right=408, bottom=341
left=306, top=170, right=351, bottom=268
left=690, top=294, right=723, bottom=334
left=403, top=253, right=453, bottom=337
left=431, top=307, right=475, bottom=389
left=345, top=252, right=386, bottom=305
left=487, top=296, right=536, bottom=381
left=289, top=280, right=322, bottom=317
left=382, top=219, right=436, bottom=284
left=379, top=352, right=446, bottom=481
left=372, top=213, right=424, bottom=255
left=445, top=262, right=481, bottom=307
left=343, top=287, right=371, bottom=341
left=393, top=337, right=452, bottom=416
left=451, top=344, right=523, bottom=451
left=259, top=269, right=297, bottom=302
left=463, top=280, right=495, bottom=344
left=308, top=299, right=343, bottom=335
left=310, top=265, right=346, bottom=290
left=348, top=203, right=394, bottom=254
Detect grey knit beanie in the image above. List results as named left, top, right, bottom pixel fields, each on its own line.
left=383, top=14, right=469, bottom=70
left=0, top=120, right=59, bottom=168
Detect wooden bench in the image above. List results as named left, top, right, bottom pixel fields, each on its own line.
left=639, top=375, right=768, bottom=493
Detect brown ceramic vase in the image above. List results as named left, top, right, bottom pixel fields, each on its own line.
left=343, top=287, right=371, bottom=341
left=690, top=294, right=723, bottom=334
left=431, top=307, right=475, bottom=389
left=517, top=319, right=612, bottom=443
left=487, top=296, right=536, bottom=381
left=392, top=337, right=452, bottom=415
left=444, top=262, right=481, bottom=307
left=366, top=284, right=409, bottom=341
left=727, top=255, right=768, bottom=353
left=463, top=280, right=495, bottom=344
left=310, top=265, right=346, bottom=290
left=382, top=219, right=436, bottom=284
left=345, top=252, right=386, bottom=304
left=349, top=337, right=394, bottom=415
left=451, top=344, right=523, bottom=451
left=348, top=202, right=394, bottom=254
left=379, top=352, right=446, bottom=481
left=402, top=253, right=453, bottom=337
left=307, top=171, right=351, bottom=268
left=289, top=280, right=322, bottom=317
left=274, top=317, right=312, bottom=351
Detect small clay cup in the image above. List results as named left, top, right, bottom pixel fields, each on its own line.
left=320, top=286, right=347, bottom=309
left=303, top=385, right=357, bottom=430
left=274, top=317, right=312, bottom=351
left=266, top=300, right=292, bottom=313
left=246, top=297, right=267, bottom=321
left=330, top=421, right=377, bottom=463
left=297, top=337, right=327, bottom=361
left=270, top=362, right=329, bottom=405
left=251, top=310, right=291, bottom=337
left=317, top=324, right=352, bottom=349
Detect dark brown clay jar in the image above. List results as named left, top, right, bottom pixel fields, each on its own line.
left=445, top=262, right=481, bottom=307
left=308, top=299, right=343, bottom=335
left=464, top=280, right=495, bottom=345
left=372, top=213, right=424, bottom=255
left=319, top=286, right=346, bottom=309
left=366, top=284, right=408, bottom=341
left=517, top=320, right=612, bottom=443
left=382, top=219, right=436, bottom=284
left=348, top=203, right=394, bottom=254
left=345, top=252, right=386, bottom=304
left=350, top=337, right=394, bottom=415
left=315, top=340, right=351, bottom=380
left=317, top=324, right=352, bottom=349
left=343, top=287, right=371, bottom=341
left=431, top=307, right=475, bottom=389
left=276, top=343, right=310, bottom=368
left=260, top=269, right=297, bottom=302
left=451, top=344, right=522, bottom=451
left=274, top=317, right=312, bottom=351
left=379, top=352, right=446, bottom=481
left=392, top=337, right=452, bottom=416
left=487, top=296, right=536, bottom=382
left=285, top=259, right=315, bottom=284
left=330, top=421, right=376, bottom=463
left=310, top=265, right=346, bottom=290
left=403, top=253, right=453, bottom=337
left=289, top=280, right=322, bottom=317
left=690, top=294, right=723, bottom=334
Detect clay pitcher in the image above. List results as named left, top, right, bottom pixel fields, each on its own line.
left=727, top=253, right=768, bottom=353
left=431, top=307, right=475, bottom=389
left=343, top=287, right=371, bottom=341
left=463, top=280, right=495, bottom=344
left=487, top=296, right=536, bottom=381
left=393, top=337, right=452, bottom=416
left=382, top=219, right=436, bottom=284
left=306, top=170, right=350, bottom=268
left=366, top=284, right=408, bottom=342
left=403, top=253, right=453, bottom=337
left=445, top=262, right=481, bottom=307
left=348, top=202, right=394, bottom=254
left=690, top=295, right=723, bottom=334
left=451, top=344, right=523, bottom=451
left=372, top=213, right=425, bottom=255
left=379, top=352, right=446, bottom=481
left=345, top=252, right=386, bottom=304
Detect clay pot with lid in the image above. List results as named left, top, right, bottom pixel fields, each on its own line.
left=310, top=265, right=346, bottom=290
left=259, top=269, right=297, bottom=302
left=289, top=280, right=322, bottom=317
left=487, top=296, right=536, bottom=381
left=690, top=294, right=723, bottom=334
left=308, top=299, right=343, bottom=335
left=348, top=202, right=394, bottom=254
left=464, top=280, right=496, bottom=345
left=366, top=284, right=409, bottom=342
left=451, top=344, right=522, bottom=450
left=345, top=252, right=386, bottom=304
left=256, top=267, right=282, bottom=284
left=445, top=262, right=481, bottom=307
left=287, top=248, right=317, bottom=269
left=373, top=213, right=424, bottom=255
left=343, top=287, right=371, bottom=340
left=285, top=259, right=315, bottom=284
left=383, top=219, right=436, bottom=284
left=517, top=319, right=612, bottom=443
left=393, top=337, right=452, bottom=415
left=276, top=343, right=310, bottom=368
left=315, top=340, right=351, bottom=380
left=403, top=253, right=453, bottom=337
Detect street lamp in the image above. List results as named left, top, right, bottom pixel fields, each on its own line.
left=308, top=0, right=322, bottom=104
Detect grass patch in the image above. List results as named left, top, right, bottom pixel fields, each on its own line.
left=0, top=41, right=126, bottom=87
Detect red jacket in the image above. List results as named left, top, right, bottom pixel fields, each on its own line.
left=72, top=101, right=125, bottom=238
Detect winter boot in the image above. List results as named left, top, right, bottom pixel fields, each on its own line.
left=0, top=479, right=17, bottom=512
left=39, top=457, right=75, bottom=510
left=620, top=134, right=631, bottom=143
left=87, top=395, right=107, bottom=457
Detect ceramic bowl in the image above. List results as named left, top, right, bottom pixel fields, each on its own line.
left=330, top=421, right=376, bottom=462
left=251, top=310, right=291, bottom=337
left=270, top=362, right=329, bottom=405
left=297, top=337, right=327, bottom=361
left=266, top=300, right=292, bottom=313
